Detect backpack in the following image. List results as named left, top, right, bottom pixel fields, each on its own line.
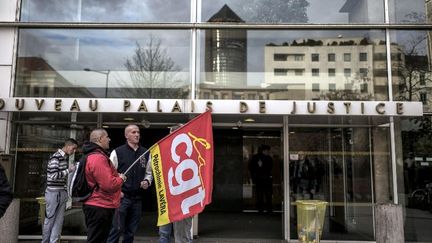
left=69, top=153, right=97, bottom=202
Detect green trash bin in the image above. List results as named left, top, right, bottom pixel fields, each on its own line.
left=296, top=200, right=327, bottom=243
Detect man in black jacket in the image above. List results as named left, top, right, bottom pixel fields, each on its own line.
left=107, top=124, right=152, bottom=243
left=0, top=163, right=13, bottom=219
left=249, top=145, right=273, bottom=213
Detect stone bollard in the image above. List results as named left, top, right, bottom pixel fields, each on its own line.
left=0, top=199, right=20, bottom=243
left=375, top=203, right=404, bottom=243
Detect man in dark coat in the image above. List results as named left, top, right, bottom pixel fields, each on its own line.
left=249, top=145, right=273, bottom=213
left=107, top=124, right=152, bottom=243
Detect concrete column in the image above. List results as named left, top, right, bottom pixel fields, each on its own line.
left=0, top=0, right=17, bottom=155
left=0, top=199, right=20, bottom=243
left=373, top=127, right=391, bottom=203
left=375, top=203, right=404, bottom=243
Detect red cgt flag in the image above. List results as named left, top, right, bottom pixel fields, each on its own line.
left=150, top=110, right=213, bottom=226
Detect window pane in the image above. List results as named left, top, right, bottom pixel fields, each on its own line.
left=201, top=0, right=384, bottom=23
left=396, top=116, right=432, bottom=242
left=344, top=53, right=351, bottom=62
left=329, top=83, right=336, bottom=91
left=328, top=68, right=336, bottom=77
left=16, top=29, right=191, bottom=98
left=360, top=52, right=367, bottom=61
left=274, top=54, right=288, bottom=61
left=344, top=68, right=351, bottom=77
left=391, top=30, right=432, bottom=112
left=197, top=29, right=387, bottom=101
left=289, top=127, right=388, bottom=241
left=389, top=0, right=430, bottom=23
left=20, top=0, right=190, bottom=22
left=274, top=69, right=288, bottom=76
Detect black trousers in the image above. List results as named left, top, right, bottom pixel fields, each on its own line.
left=256, top=177, right=273, bottom=213
left=83, top=204, right=115, bottom=243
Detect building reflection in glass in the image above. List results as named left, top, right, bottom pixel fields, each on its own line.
left=204, top=5, right=247, bottom=88
left=264, top=37, right=387, bottom=100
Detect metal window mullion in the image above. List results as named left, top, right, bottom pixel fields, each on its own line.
left=190, top=0, right=198, bottom=100
left=384, top=0, right=399, bottom=204
left=389, top=117, right=398, bottom=204
left=369, top=127, right=376, bottom=237
left=4, top=22, right=432, bottom=29
left=283, top=116, right=290, bottom=241
left=386, top=29, right=394, bottom=101
left=191, top=29, right=197, bottom=100
left=384, top=0, right=390, bottom=24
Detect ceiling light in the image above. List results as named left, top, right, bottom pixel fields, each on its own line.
left=123, top=117, right=135, bottom=121
left=244, top=118, right=255, bottom=122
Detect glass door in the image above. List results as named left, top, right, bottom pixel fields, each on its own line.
left=289, top=127, right=377, bottom=241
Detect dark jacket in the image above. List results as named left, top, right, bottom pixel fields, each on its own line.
left=115, top=144, right=148, bottom=199
left=249, top=152, right=273, bottom=183
left=82, top=142, right=123, bottom=209
left=0, top=163, right=13, bottom=218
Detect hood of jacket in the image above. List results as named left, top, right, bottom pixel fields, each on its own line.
left=81, top=141, right=109, bottom=156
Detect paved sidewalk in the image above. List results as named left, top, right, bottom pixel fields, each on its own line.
left=19, top=237, right=285, bottom=243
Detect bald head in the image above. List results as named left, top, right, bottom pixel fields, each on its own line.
left=90, top=128, right=107, bottom=143
left=90, top=128, right=110, bottom=149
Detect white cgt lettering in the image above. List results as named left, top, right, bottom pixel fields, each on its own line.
left=169, top=133, right=204, bottom=215
left=171, top=133, right=193, bottom=163
left=168, top=159, right=200, bottom=195
left=181, top=187, right=205, bottom=214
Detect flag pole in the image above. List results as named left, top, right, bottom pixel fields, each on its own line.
left=124, top=110, right=212, bottom=176
left=123, top=149, right=150, bottom=176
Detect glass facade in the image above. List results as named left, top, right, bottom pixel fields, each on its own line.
left=20, top=0, right=191, bottom=22
left=0, top=0, right=429, bottom=242
left=395, top=115, right=432, bottom=242
left=198, top=29, right=387, bottom=100
left=201, top=0, right=384, bottom=23
left=16, top=29, right=191, bottom=98
left=389, top=0, right=432, bottom=23
left=391, top=30, right=432, bottom=113
left=289, top=126, right=391, bottom=241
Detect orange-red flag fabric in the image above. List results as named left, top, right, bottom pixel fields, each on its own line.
left=150, top=111, right=213, bottom=226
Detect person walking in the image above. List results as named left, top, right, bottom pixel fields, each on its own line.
left=82, top=128, right=126, bottom=243
left=107, top=124, right=152, bottom=243
left=41, top=138, right=78, bottom=243
left=0, top=163, right=12, bottom=219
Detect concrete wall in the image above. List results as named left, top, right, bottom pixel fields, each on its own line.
left=0, top=1, right=19, bottom=241
left=0, top=0, right=17, bottom=154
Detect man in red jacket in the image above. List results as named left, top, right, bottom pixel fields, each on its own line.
left=82, top=128, right=126, bottom=243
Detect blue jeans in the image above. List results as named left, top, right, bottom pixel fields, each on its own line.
left=41, top=189, right=68, bottom=243
left=158, top=223, right=173, bottom=243
left=107, top=197, right=142, bottom=243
